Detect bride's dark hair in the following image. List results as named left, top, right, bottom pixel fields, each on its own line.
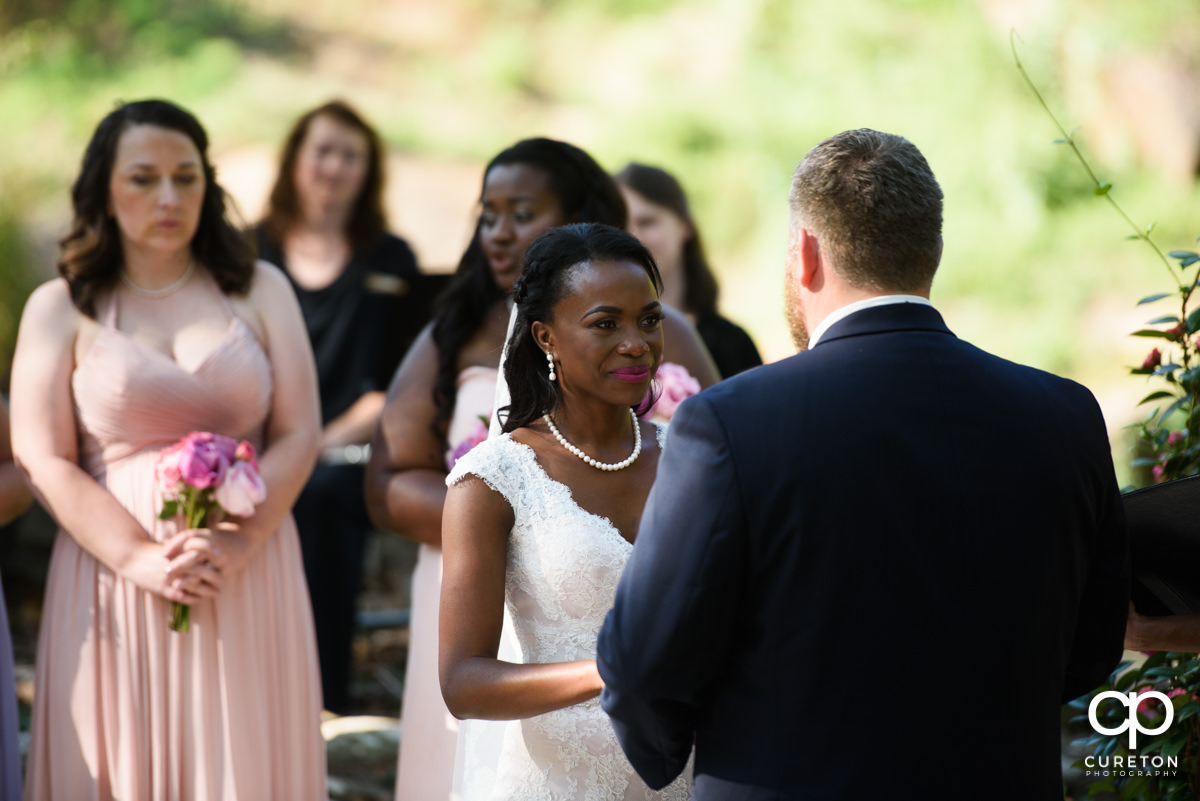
left=501, top=223, right=663, bottom=434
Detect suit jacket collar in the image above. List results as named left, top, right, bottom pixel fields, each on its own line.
left=813, top=302, right=954, bottom=346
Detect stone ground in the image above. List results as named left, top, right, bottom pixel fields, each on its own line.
left=1, top=505, right=419, bottom=801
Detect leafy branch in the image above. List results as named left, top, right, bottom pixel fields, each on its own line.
left=1010, top=29, right=1176, bottom=285
left=1010, top=30, right=1200, bottom=485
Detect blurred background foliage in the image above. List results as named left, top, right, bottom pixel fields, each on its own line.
left=3, top=0, right=1200, bottom=482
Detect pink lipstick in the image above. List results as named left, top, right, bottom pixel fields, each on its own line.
left=611, top=366, right=651, bottom=382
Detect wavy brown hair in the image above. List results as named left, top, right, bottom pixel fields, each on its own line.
left=59, top=99, right=254, bottom=318
left=259, top=100, right=387, bottom=252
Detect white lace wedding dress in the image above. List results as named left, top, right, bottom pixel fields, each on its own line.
left=446, top=426, right=692, bottom=801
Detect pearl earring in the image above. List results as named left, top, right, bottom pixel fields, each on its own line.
left=546, top=351, right=557, bottom=382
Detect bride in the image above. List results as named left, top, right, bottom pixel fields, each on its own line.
left=438, top=222, right=692, bottom=800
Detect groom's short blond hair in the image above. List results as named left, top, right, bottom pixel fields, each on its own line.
left=789, top=129, right=943, bottom=294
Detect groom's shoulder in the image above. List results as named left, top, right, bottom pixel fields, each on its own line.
left=689, top=353, right=806, bottom=413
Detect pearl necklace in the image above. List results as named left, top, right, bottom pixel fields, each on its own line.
left=120, top=259, right=195, bottom=298
left=544, top=408, right=642, bottom=472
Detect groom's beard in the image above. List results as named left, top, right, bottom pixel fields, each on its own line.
left=785, top=289, right=809, bottom=352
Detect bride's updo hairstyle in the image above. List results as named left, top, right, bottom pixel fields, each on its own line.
left=500, top=222, right=662, bottom=434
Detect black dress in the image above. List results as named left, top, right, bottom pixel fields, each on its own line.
left=256, top=228, right=428, bottom=714
left=696, top=313, right=763, bottom=378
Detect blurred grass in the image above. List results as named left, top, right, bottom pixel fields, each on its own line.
left=2, top=0, right=1199, bottom=486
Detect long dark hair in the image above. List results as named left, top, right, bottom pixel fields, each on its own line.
left=59, top=99, right=254, bottom=317
left=260, top=99, right=387, bottom=252
left=501, top=223, right=662, bottom=433
left=431, top=138, right=627, bottom=430
left=614, top=162, right=719, bottom=320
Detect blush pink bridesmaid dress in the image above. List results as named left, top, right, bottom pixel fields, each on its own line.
left=24, top=276, right=326, bottom=800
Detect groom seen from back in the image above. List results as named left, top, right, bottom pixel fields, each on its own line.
left=597, top=129, right=1130, bottom=800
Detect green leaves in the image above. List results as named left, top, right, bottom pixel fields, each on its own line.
left=1139, top=293, right=1176, bottom=306
left=158, top=499, right=179, bottom=520
left=1095, top=181, right=1113, bottom=196
left=1170, top=251, right=1200, bottom=269
left=1139, top=391, right=1177, bottom=406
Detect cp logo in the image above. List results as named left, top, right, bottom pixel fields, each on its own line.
left=1089, top=690, right=1174, bottom=748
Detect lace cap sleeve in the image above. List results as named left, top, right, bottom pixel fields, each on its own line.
left=445, top=434, right=523, bottom=509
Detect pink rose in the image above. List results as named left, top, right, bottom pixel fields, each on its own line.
left=644, top=362, right=701, bottom=421
left=176, top=431, right=236, bottom=489
left=1153, top=464, right=1166, bottom=483
left=215, top=460, right=267, bottom=517
left=155, top=440, right=186, bottom=492
left=1142, top=348, right=1163, bottom=370
left=234, top=440, right=259, bottom=472
left=1168, top=431, right=1185, bottom=446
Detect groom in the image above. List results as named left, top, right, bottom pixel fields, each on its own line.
left=597, top=129, right=1129, bottom=800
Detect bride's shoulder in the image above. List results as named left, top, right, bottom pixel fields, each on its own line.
left=446, top=433, right=533, bottom=486
left=446, top=433, right=543, bottom=514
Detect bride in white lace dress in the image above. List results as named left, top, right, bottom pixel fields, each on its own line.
left=439, top=223, right=692, bottom=800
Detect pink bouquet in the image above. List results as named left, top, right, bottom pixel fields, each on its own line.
left=447, top=414, right=490, bottom=471
left=641, top=362, right=702, bottom=422
left=156, top=431, right=267, bottom=632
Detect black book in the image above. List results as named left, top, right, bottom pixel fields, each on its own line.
left=1124, top=474, right=1200, bottom=615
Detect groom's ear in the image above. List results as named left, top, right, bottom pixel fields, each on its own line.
left=531, top=321, right=555, bottom=353
left=798, top=227, right=823, bottom=291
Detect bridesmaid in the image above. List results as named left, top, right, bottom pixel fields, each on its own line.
left=11, top=99, right=325, bottom=800
left=366, top=137, right=718, bottom=801
left=0, top=402, right=32, bottom=800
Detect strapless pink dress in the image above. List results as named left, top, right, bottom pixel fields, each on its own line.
left=24, top=282, right=326, bottom=800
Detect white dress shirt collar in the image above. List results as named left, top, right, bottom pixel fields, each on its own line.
left=806, top=294, right=933, bottom=349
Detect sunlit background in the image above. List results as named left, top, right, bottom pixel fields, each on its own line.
left=3, top=0, right=1200, bottom=485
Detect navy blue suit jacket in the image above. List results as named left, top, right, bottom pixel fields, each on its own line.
left=597, top=303, right=1129, bottom=800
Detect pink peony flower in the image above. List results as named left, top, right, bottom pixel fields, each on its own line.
left=1168, top=431, right=1185, bottom=446
left=176, top=431, right=237, bottom=489
left=643, top=362, right=701, bottom=422
left=1153, top=464, right=1166, bottom=483
left=215, top=460, right=268, bottom=518
left=447, top=417, right=490, bottom=471
left=1142, top=348, right=1163, bottom=370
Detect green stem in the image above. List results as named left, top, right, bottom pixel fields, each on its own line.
left=1009, top=30, right=1178, bottom=285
